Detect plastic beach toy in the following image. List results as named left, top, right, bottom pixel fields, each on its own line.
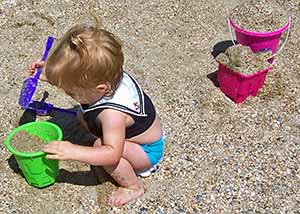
left=4, top=121, right=62, bottom=188
left=19, top=36, right=54, bottom=109
left=217, top=62, right=272, bottom=103
left=18, top=36, right=77, bottom=116
left=27, top=101, right=77, bottom=116
left=228, top=17, right=291, bottom=62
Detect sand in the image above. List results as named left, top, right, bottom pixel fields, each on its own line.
left=216, top=44, right=271, bottom=75
left=230, top=0, right=289, bottom=32
left=0, top=0, right=300, bottom=213
left=10, top=131, right=45, bottom=153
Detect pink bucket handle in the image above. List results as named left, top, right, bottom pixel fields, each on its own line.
left=227, top=17, right=292, bottom=59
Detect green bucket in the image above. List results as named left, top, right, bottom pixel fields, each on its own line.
left=4, top=121, right=63, bottom=188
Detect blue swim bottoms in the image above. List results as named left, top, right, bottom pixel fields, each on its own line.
left=140, top=137, right=164, bottom=166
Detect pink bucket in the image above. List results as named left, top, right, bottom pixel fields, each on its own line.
left=217, top=63, right=272, bottom=103
left=228, top=17, right=291, bottom=62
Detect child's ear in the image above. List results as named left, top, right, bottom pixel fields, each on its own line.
left=96, top=84, right=111, bottom=93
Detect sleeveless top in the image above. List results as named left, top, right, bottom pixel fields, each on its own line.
left=80, top=72, right=156, bottom=138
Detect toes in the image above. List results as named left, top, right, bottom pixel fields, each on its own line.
left=116, top=198, right=127, bottom=207
left=107, top=191, right=123, bottom=207
left=107, top=193, right=115, bottom=206
left=107, top=187, right=143, bottom=207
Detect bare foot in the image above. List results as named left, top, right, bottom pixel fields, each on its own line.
left=108, top=185, right=144, bottom=206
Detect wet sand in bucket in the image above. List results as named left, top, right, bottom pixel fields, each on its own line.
left=230, top=0, right=289, bottom=32
left=216, top=44, right=271, bottom=75
left=10, top=131, right=45, bottom=153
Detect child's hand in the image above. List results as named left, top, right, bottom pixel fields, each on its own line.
left=42, top=140, right=74, bottom=160
left=28, top=60, right=48, bottom=81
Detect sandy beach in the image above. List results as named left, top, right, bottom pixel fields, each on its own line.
left=0, top=0, right=300, bottom=213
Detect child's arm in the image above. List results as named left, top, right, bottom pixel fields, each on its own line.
left=42, top=109, right=127, bottom=166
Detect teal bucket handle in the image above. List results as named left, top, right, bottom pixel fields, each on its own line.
left=227, top=16, right=292, bottom=60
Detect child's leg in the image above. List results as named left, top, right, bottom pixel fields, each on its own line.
left=94, top=139, right=151, bottom=206
left=104, top=157, right=144, bottom=206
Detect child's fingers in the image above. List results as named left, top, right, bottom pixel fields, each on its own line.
left=45, top=154, right=59, bottom=160
left=29, top=61, right=39, bottom=69
left=28, top=63, right=36, bottom=73
left=28, top=60, right=45, bottom=71
left=28, top=61, right=47, bottom=80
left=37, top=61, right=45, bottom=67
left=42, top=141, right=58, bottom=152
left=42, top=144, right=56, bottom=158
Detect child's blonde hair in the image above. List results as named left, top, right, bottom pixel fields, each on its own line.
left=45, top=19, right=124, bottom=93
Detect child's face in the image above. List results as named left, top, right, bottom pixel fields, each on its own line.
left=63, top=87, right=106, bottom=104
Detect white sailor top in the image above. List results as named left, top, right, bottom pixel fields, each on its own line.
left=80, top=72, right=156, bottom=138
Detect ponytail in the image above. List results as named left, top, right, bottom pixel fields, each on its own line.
left=70, top=33, right=88, bottom=59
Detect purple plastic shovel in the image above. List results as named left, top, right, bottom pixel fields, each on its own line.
left=18, top=36, right=77, bottom=116
left=19, top=36, right=54, bottom=109
left=27, top=101, right=77, bottom=116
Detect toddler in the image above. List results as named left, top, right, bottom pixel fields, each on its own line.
left=29, top=20, right=164, bottom=206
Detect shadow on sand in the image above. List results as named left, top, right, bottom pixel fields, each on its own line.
left=207, top=40, right=235, bottom=87
left=7, top=153, right=113, bottom=186
left=7, top=102, right=113, bottom=187
left=56, top=167, right=115, bottom=186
